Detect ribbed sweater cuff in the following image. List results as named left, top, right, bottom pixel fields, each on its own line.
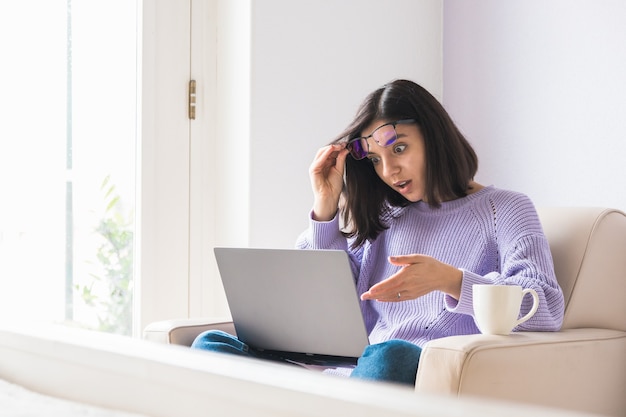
left=306, top=210, right=346, bottom=250
left=444, top=269, right=492, bottom=316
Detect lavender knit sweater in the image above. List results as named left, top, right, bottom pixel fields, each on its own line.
left=296, top=186, right=565, bottom=349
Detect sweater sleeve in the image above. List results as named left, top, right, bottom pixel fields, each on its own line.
left=445, top=193, right=565, bottom=332
left=295, top=210, right=363, bottom=279
left=295, top=211, right=348, bottom=250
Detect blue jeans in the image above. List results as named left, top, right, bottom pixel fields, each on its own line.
left=191, top=330, right=421, bottom=386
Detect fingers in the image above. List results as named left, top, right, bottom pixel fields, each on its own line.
left=360, top=255, right=431, bottom=302
left=361, top=289, right=406, bottom=302
left=310, top=143, right=349, bottom=221
left=388, top=254, right=428, bottom=266
left=335, top=144, right=349, bottom=167
left=310, top=144, right=348, bottom=174
left=311, top=143, right=345, bottom=163
left=361, top=254, right=463, bottom=302
left=360, top=270, right=405, bottom=302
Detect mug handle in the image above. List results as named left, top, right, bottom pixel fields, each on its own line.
left=515, top=288, right=539, bottom=327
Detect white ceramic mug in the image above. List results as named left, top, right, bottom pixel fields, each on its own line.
left=472, top=284, right=540, bottom=335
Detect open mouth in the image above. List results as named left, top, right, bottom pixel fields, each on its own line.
left=394, top=180, right=411, bottom=190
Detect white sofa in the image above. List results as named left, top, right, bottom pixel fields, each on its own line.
left=0, top=323, right=595, bottom=417
left=144, top=207, right=626, bottom=417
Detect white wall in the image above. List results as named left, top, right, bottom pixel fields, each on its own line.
left=443, top=0, right=626, bottom=211
left=207, top=0, right=626, bottom=319
left=166, top=0, right=626, bottom=320
left=216, top=0, right=443, bottom=249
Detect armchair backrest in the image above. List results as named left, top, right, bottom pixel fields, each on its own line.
left=537, top=207, right=626, bottom=332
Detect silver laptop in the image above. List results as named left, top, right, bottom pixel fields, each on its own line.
left=213, top=247, right=369, bottom=366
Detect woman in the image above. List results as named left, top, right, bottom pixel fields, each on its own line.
left=193, top=79, right=565, bottom=385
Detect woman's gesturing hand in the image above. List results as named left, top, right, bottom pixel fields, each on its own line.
left=360, top=254, right=463, bottom=302
left=309, top=144, right=349, bottom=221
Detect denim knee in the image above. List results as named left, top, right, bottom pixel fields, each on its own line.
left=350, top=339, right=421, bottom=386
left=190, top=330, right=251, bottom=357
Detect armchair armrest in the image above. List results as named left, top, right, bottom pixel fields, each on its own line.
left=415, top=328, right=626, bottom=416
left=143, top=317, right=235, bottom=346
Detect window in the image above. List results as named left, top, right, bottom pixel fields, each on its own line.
left=0, top=1, right=227, bottom=336
left=0, top=0, right=137, bottom=335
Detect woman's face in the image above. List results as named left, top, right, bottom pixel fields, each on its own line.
left=360, top=119, right=427, bottom=203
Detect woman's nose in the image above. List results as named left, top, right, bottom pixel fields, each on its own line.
left=380, top=156, right=400, bottom=178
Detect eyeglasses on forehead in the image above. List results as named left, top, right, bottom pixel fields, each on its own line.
left=346, top=119, right=416, bottom=160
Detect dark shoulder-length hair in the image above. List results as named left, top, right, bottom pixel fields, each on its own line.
left=333, top=79, right=478, bottom=248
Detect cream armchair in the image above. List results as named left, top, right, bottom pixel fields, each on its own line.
left=144, top=207, right=626, bottom=417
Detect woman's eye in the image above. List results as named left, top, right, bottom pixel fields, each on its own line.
left=368, top=155, right=381, bottom=165
left=393, top=144, right=407, bottom=154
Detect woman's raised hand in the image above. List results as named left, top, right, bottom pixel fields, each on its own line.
left=309, top=143, right=349, bottom=221
left=360, top=255, right=463, bottom=302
